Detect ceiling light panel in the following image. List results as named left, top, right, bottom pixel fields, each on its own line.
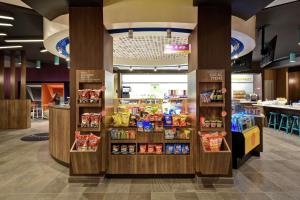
left=0, top=45, right=23, bottom=49
left=5, top=39, right=43, bottom=43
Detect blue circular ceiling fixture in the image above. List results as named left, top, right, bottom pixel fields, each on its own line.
left=55, top=28, right=244, bottom=59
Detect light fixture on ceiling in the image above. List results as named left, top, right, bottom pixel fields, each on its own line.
left=289, top=52, right=296, bottom=63
left=66, top=57, right=70, bottom=62
left=0, top=33, right=7, bottom=36
left=166, top=29, right=172, bottom=38
left=154, top=66, right=157, bottom=72
left=178, top=65, right=181, bottom=71
left=67, top=61, right=70, bottom=69
left=0, top=12, right=14, bottom=20
left=128, top=29, right=133, bottom=39
left=0, top=23, right=13, bottom=27
left=129, top=66, right=133, bottom=71
left=40, top=48, right=48, bottom=53
left=233, top=54, right=239, bottom=59
left=0, top=45, right=22, bottom=49
left=36, top=60, right=41, bottom=69
left=5, top=39, right=43, bottom=43
left=54, top=56, right=60, bottom=65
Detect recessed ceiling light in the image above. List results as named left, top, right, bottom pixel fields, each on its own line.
left=0, top=33, right=7, bottom=36
left=0, top=15, right=14, bottom=20
left=0, top=45, right=22, bottom=49
left=233, top=54, right=239, bottom=59
left=154, top=67, right=157, bottom=72
left=0, top=23, right=13, bottom=27
left=40, top=48, right=48, bottom=53
left=66, top=57, right=70, bottom=61
left=5, top=39, right=43, bottom=43
left=129, top=66, right=133, bottom=71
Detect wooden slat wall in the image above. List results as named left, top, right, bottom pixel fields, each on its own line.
left=20, top=51, right=27, bottom=100
left=0, top=53, right=4, bottom=100
left=10, top=51, right=16, bottom=99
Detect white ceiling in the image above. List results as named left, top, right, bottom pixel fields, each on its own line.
left=266, top=0, right=298, bottom=7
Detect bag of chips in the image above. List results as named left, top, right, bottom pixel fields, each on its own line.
left=120, top=145, right=128, bottom=154
left=165, top=144, right=174, bottom=154
left=174, top=144, right=182, bottom=154
left=155, top=144, right=163, bottom=154
left=172, top=115, right=181, bottom=126
left=90, top=89, right=101, bottom=103
left=75, top=131, right=89, bottom=151
left=148, top=144, right=155, bottom=153
left=81, top=113, right=90, bottom=127
left=139, top=144, right=147, bottom=154
left=112, top=144, right=120, bottom=154
left=89, top=133, right=100, bottom=150
left=78, top=89, right=90, bottom=103
left=90, top=113, right=101, bottom=128
left=128, top=145, right=136, bottom=154
left=181, top=144, right=190, bottom=154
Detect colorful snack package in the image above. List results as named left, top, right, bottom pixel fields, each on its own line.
left=121, top=112, right=130, bottom=126
left=143, top=121, right=153, bottom=132
left=112, top=113, right=122, bottom=127
left=89, top=133, right=100, bottom=150
left=81, top=113, right=90, bottom=127
left=90, top=89, right=101, bottom=103
left=179, top=115, right=188, bottom=126
left=139, top=144, right=147, bottom=154
left=155, top=144, right=163, bottom=154
left=174, top=144, right=182, bottom=154
left=172, top=115, right=181, bottom=126
left=164, top=114, right=173, bottom=126
left=112, top=144, right=120, bottom=154
left=90, top=113, right=101, bottom=128
left=75, top=131, right=89, bottom=151
left=137, top=121, right=144, bottom=132
left=181, top=144, right=190, bottom=154
left=165, top=144, right=174, bottom=154
left=128, top=145, right=136, bottom=154
left=120, top=145, right=128, bottom=154
left=147, top=144, right=155, bottom=153
left=78, top=89, right=90, bottom=103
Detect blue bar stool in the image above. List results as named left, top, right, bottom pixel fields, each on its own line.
left=268, top=112, right=279, bottom=130
left=278, top=114, right=291, bottom=134
left=290, top=116, right=300, bottom=136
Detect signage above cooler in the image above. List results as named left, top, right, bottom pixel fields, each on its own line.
left=164, top=44, right=191, bottom=54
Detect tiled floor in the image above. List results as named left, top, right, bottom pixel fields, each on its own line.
left=1, top=121, right=300, bottom=200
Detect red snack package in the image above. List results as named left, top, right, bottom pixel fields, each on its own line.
left=155, top=144, right=163, bottom=154
left=90, top=113, right=101, bottom=128
left=81, top=113, right=91, bottom=128
left=148, top=144, right=155, bottom=153
left=90, top=89, right=101, bottom=103
left=78, top=89, right=90, bottom=103
left=139, top=144, right=147, bottom=154
left=75, top=131, right=89, bottom=151
left=88, top=133, right=100, bottom=150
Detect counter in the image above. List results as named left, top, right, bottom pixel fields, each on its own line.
left=49, top=104, right=70, bottom=165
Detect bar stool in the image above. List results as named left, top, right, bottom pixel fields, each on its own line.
left=268, top=112, right=279, bottom=130
left=290, top=116, right=300, bottom=136
left=278, top=114, right=291, bottom=134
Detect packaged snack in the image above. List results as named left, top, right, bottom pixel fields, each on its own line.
left=181, top=144, right=190, bottom=154
left=172, top=115, right=181, bottom=126
left=154, top=121, right=164, bottom=132
left=128, top=130, right=136, bottom=139
left=89, top=133, right=100, bottom=150
left=204, top=120, right=210, bottom=128
left=120, top=145, right=128, bottom=154
left=75, top=131, right=89, bottom=151
left=121, top=113, right=130, bottom=126
left=164, top=114, right=173, bottom=126
left=174, top=144, right=182, bottom=154
left=165, top=128, right=176, bottom=139
left=128, top=145, right=136, bottom=154
left=178, top=129, right=191, bottom=139
left=179, top=115, right=188, bottom=126
left=143, top=121, right=153, bottom=132
left=90, top=113, right=101, bottom=128
left=90, top=89, right=101, bottom=103
left=81, top=113, right=90, bottom=128
left=210, top=120, right=217, bottom=128
left=78, top=89, right=90, bottom=103
left=165, top=144, right=174, bottom=154
left=129, top=115, right=137, bottom=126
left=139, top=144, right=147, bottom=154
left=137, top=121, right=144, bottom=132
left=112, top=113, right=122, bottom=127
left=148, top=144, right=155, bottom=153
left=112, top=144, right=120, bottom=154
left=155, top=144, right=163, bottom=154
left=216, top=120, right=223, bottom=128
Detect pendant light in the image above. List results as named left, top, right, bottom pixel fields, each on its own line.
left=290, top=53, right=296, bottom=63
left=36, top=60, right=41, bottom=69
left=54, top=56, right=59, bottom=65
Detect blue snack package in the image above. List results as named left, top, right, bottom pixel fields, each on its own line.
left=181, top=144, right=190, bottom=154
left=174, top=144, right=182, bottom=154
left=164, top=114, right=173, bottom=126
left=165, top=144, right=174, bottom=154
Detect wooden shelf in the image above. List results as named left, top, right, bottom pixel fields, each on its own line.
left=111, top=153, right=136, bottom=156
left=164, top=139, right=190, bottom=143
left=77, top=103, right=102, bottom=108
left=77, top=127, right=101, bottom=132
left=200, top=127, right=225, bottom=132
left=200, top=102, right=224, bottom=107
left=111, top=139, right=136, bottom=143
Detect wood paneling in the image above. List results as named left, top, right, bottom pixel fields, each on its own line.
left=0, top=53, right=4, bottom=100
left=49, top=106, right=70, bottom=164
left=0, top=100, right=31, bottom=129
left=276, top=68, right=288, bottom=99
left=20, top=51, right=27, bottom=100
left=10, top=51, right=16, bottom=99
left=288, top=71, right=300, bottom=102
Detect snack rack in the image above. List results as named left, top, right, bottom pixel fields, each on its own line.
left=192, top=69, right=232, bottom=175
left=108, top=98, right=194, bottom=174
left=70, top=69, right=114, bottom=175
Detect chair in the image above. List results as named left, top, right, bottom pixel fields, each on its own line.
left=268, top=112, right=279, bottom=130
left=290, top=116, right=300, bottom=136
left=278, top=114, right=291, bottom=134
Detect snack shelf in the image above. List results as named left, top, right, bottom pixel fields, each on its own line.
left=200, top=127, right=225, bottom=132
left=164, top=139, right=190, bottom=143
left=77, top=103, right=102, bottom=108
left=110, top=139, right=136, bottom=143
left=78, top=80, right=103, bottom=83
left=199, top=102, right=225, bottom=107
left=77, top=127, right=101, bottom=132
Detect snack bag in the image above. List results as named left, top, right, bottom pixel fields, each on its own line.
left=179, top=115, right=188, bottom=126
left=139, top=144, right=147, bottom=154
left=172, top=115, right=181, bottom=126
left=112, top=144, right=120, bottom=154
left=143, top=121, right=153, bottom=132
left=148, top=144, right=155, bottom=153
left=128, top=145, right=136, bottom=154
left=181, top=144, right=190, bottom=154
left=137, top=121, right=144, bottom=132
left=165, top=144, right=174, bottom=154
left=154, top=121, right=164, bottom=132
left=75, top=131, right=89, bottom=151
left=78, top=89, right=90, bottom=103
left=164, top=114, right=172, bottom=126
left=112, top=113, right=122, bottom=127
left=81, top=113, right=91, bottom=128
left=155, top=144, right=163, bottom=154
left=121, top=112, right=130, bottom=126
left=120, top=145, right=128, bottom=154
left=174, top=144, right=182, bottom=154
left=90, top=89, right=101, bottom=103
left=90, top=113, right=101, bottom=128
left=88, top=133, right=100, bottom=150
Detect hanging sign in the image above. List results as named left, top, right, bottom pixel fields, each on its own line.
left=164, top=44, right=191, bottom=54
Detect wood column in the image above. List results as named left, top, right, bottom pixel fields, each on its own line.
left=0, top=53, right=4, bottom=99
left=20, top=51, right=27, bottom=99
left=10, top=51, right=16, bottom=100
